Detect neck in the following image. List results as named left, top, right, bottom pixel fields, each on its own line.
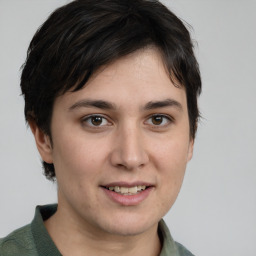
left=44, top=205, right=161, bottom=256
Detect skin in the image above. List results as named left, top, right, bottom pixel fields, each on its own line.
left=30, top=48, right=194, bottom=256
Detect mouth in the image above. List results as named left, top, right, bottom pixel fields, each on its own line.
left=101, top=182, right=154, bottom=206
left=102, top=185, right=149, bottom=195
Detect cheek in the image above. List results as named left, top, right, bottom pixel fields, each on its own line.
left=52, top=135, right=105, bottom=206
left=153, top=138, right=189, bottom=196
left=52, top=132, right=105, bottom=181
left=154, top=143, right=188, bottom=215
left=154, top=137, right=190, bottom=170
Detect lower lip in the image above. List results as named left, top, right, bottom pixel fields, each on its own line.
left=102, top=187, right=153, bottom=206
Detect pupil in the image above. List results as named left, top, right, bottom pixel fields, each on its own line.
left=92, top=116, right=102, bottom=126
left=152, top=116, right=162, bottom=125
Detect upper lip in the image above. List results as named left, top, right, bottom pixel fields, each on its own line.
left=101, top=181, right=154, bottom=188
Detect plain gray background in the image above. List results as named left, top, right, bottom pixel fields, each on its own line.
left=0, top=1, right=255, bottom=255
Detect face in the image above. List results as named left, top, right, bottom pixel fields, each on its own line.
left=35, top=48, right=193, bottom=237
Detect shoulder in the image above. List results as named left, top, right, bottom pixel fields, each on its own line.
left=174, top=241, right=195, bottom=256
left=0, top=224, right=38, bottom=256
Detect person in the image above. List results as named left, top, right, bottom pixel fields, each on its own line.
left=0, top=0, right=201, bottom=255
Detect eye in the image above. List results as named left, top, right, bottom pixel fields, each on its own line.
left=146, top=114, right=172, bottom=126
left=82, top=115, right=110, bottom=127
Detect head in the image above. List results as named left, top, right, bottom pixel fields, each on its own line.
left=21, top=0, right=201, bottom=180
left=21, top=0, right=202, bottom=237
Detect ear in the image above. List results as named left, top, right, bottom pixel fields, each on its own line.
left=29, top=121, right=53, bottom=164
left=187, top=139, right=194, bottom=162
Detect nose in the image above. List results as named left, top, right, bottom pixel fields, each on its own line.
left=110, top=125, right=149, bottom=170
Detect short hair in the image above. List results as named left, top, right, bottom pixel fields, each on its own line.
left=20, top=0, right=202, bottom=180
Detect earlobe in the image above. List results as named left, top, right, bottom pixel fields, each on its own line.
left=29, top=121, right=53, bottom=164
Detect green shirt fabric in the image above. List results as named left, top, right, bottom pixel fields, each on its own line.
left=0, top=204, right=195, bottom=256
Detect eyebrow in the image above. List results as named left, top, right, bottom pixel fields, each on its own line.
left=143, top=99, right=183, bottom=111
left=69, top=98, right=182, bottom=111
left=69, top=99, right=116, bottom=111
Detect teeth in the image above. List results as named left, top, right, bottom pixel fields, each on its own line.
left=107, top=185, right=147, bottom=195
left=114, top=186, right=120, bottom=192
left=120, top=187, right=129, bottom=194
left=128, top=186, right=137, bottom=194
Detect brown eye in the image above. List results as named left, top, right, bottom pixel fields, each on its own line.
left=91, top=116, right=103, bottom=126
left=145, top=114, right=172, bottom=127
left=83, top=115, right=109, bottom=127
left=151, top=116, right=164, bottom=125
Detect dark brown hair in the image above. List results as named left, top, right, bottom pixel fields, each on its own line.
left=21, top=0, right=201, bottom=180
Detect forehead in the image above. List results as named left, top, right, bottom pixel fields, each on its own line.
left=54, top=48, right=187, bottom=111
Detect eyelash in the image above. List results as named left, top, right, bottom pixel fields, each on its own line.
left=145, top=114, right=174, bottom=127
left=82, top=115, right=111, bottom=128
left=81, top=114, right=174, bottom=128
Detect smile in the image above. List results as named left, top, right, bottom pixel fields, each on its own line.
left=105, top=185, right=147, bottom=195
left=101, top=182, right=153, bottom=206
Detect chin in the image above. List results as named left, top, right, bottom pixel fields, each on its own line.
left=105, top=224, right=150, bottom=237
left=98, top=213, right=159, bottom=237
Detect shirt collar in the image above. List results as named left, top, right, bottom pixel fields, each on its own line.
left=31, top=204, right=61, bottom=256
left=158, top=219, right=179, bottom=256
